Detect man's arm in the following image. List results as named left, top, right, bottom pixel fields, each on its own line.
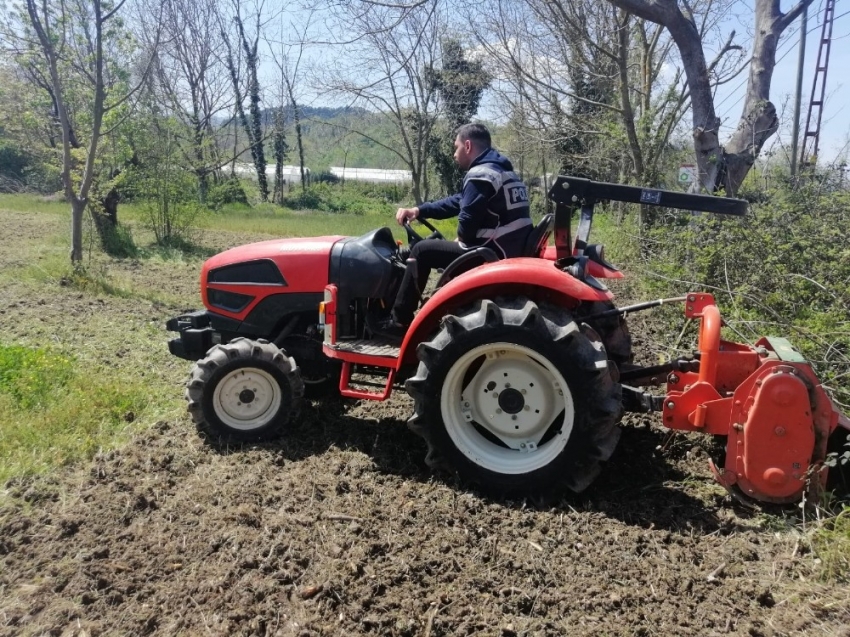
left=417, top=193, right=462, bottom=220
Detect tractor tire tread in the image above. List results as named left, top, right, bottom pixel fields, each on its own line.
left=186, top=337, right=304, bottom=442
left=406, top=297, right=622, bottom=496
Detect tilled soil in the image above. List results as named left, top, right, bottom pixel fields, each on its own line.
left=1, top=209, right=849, bottom=637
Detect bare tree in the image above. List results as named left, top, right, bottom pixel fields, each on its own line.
left=139, top=0, right=232, bottom=201
left=266, top=7, right=316, bottom=194
left=219, top=0, right=270, bottom=201
left=469, top=0, right=742, bottom=188
left=605, top=0, right=813, bottom=195
left=320, top=0, right=444, bottom=203
left=3, top=0, right=159, bottom=263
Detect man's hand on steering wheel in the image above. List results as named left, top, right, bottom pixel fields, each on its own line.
left=396, top=206, right=419, bottom=225
left=402, top=217, right=445, bottom=245
left=396, top=205, right=445, bottom=244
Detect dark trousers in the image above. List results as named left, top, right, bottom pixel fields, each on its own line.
left=392, top=239, right=468, bottom=324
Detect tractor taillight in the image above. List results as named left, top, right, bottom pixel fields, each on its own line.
left=322, top=285, right=337, bottom=344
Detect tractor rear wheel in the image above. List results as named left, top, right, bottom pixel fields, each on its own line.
left=406, top=297, right=622, bottom=496
left=186, top=338, right=304, bottom=442
left=574, top=300, right=633, bottom=368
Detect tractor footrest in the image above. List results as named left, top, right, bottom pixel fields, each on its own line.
left=339, top=362, right=396, bottom=401
left=331, top=338, right=400, bottom=357
left=324, top=338, right=400, bottom=366
left=324, top=338, right=400, bottom=400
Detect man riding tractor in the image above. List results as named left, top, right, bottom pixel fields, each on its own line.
left=376, top=123, right=532, bottom=340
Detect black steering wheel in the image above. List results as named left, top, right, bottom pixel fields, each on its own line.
left=402, top=217, right=445, bottom=246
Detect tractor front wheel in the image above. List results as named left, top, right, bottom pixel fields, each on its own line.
left=406, top=297, right=622, bottom=496
left=186, top=338, right=304, bottom=442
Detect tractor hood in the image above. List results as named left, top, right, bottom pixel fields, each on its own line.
left=202, top=235, right=345, bottom=295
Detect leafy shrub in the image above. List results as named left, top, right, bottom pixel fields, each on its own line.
left=98, top=221, right=138, bottom=258
left=313, top=170, right=340, bottom=184
left=142, top=198, right=206, bottom=246
left=346, top=180, right=410, bottom=204
left=284, top=187, right=325, bottom=211
left=282, top=182, right=398, bottom=216
left=0, top=141, right=28, bottom=192
left=637, top=169, right=850, bottom=404
left=207, top=176, right=249, bottom=209
left=124, top=163, right=204, bottom=245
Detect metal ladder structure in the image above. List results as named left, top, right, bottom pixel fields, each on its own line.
left=800, top=0, right=836, bottom=168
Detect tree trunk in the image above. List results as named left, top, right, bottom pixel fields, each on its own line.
left=71, top=198, right=86, bottom=263
left=293, top=104, right=306, bottom=192
left=100, top=185, right=119, bottom=226
left=615, top=11, right=645, bottom=182
left=721, top=0, right=788, bottom=194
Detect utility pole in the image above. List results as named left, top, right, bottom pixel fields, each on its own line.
left=790, top=5, right=807, bottom=178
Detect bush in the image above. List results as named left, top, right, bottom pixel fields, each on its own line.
left=313, top=170, right=340, bottom=184
left=142, top=198, right=205, bottom=246
left=637, top=169, right=850, bottom=404
left=0, top=142, right=28, bottom=192
left=281, top=182, right=400, bottom=216
left=123, top=161, right=204, bottom=245
left=207, top=176, right=249, bottom=209
left=99, top=221, right=138, bottom=258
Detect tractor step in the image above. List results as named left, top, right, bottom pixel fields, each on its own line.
left=323, top=338, right=400, bottom=400
left=323, top=338, right=400, bottom=368
left=339, top=361, right=396, bottom=400
left=330, top=337, right=400, bottom=358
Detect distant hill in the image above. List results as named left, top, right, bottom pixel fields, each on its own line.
left=258, top=105, right=411, bottom=171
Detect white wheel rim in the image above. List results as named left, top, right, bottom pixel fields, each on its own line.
left=212, top=367, right=282, bottom=431
left=441, top=342, right=575, bottom=474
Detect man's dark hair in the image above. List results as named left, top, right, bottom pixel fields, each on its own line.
left=455, top=123, right=491, bottom=150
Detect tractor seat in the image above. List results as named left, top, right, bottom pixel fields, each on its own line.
left=433, top=215, right=555, bottom=289
left=522, top=213, right=554, bottom=258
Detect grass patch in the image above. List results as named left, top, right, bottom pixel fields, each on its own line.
left=812, top=506, right=850, bottom=582
left=0, top=194, right=71, bottom=215
left=56, top=265, right=188, bottom=306
left=0, top=344, right=74, bottom=409
left=5, top=251, right=179, bottom=306
left=0, top=342, right=152, bottom=486
left=138, top=238, right=219, bottom=261
left=0, top=190, right=422, bottom=248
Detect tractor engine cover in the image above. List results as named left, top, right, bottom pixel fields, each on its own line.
left=719, top=364, right=818, bottom=503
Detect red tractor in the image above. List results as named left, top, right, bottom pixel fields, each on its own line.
left=167, top=176, right=850, bottom=505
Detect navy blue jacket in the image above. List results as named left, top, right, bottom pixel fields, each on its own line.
left=418, top=148, right=532, bottom=258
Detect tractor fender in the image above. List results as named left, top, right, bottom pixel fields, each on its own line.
left=397, top=257, right=614, bottom=367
